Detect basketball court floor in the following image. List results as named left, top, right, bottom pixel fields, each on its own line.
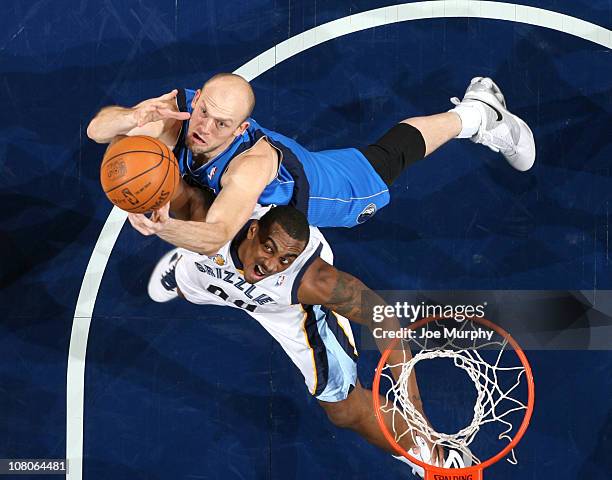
left=1, top=1, right=611, bottom=478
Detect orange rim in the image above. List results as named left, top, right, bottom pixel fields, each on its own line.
left=372, top=315, right=535, bottom=474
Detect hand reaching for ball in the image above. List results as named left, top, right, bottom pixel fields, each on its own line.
left=133, top=89, right=191, bottom=127
left=151, top=202, right=170, bottom=224
left=128, top=202, right=171, bottom=236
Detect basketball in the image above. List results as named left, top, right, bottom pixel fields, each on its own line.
left=100, top=135, right=180, bottom=213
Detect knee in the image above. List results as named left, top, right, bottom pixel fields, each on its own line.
left=321, top=399, right=363, bottom=429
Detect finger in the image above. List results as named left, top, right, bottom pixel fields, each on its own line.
left=151, top=202, right=170, bottom=222
left=135, top=107, right=156, bottom=126
left=174, top=111, right=191, bottom=120
left=157, top=108, right=190, bottom=121
left=127, top=215, right=152, bottom=235
left=159, top=89, right=178, bottom=100
left=128, top=213, right=160, bottom=235
left=136, top=104, right=177, bottom=126
left=128, top=213, right=145, bottom=223
left=127, top=213, right=148, bottom=228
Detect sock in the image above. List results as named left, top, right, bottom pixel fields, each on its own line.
left=450, top=102, right=483, bottom=138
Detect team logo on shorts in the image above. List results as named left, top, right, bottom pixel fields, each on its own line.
left=357, top=203, right=377, bottom=224
left=207, top=166, right=218, bottom=180
left=209, top=254, right=226, bottom=266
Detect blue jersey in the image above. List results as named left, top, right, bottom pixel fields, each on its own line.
left=173, top=88, right=389, bottom=227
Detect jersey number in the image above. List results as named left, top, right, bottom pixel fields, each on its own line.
left=206, top=285, right=258, bottom=312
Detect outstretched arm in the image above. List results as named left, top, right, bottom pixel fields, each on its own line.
left=127, top=179, right=221, bottom=250
left=127, top=146, right=277, bottom=255
left=87, top=89, right=190, bottom=144
left=297, top=258, right=423, bottom=410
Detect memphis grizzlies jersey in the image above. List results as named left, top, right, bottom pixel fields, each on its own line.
left=174, top=206, right=333, bottom=311
left=173, top=206, right=358, bottom=401
left=173, top=88, right=390, bottom=228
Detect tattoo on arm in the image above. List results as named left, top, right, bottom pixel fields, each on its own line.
left=326, top=272, right=375, bottom=327
left=320, top=266, right=422, bottom=403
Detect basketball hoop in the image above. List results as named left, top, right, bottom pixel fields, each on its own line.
left=372, top=316, right=535, bottom=479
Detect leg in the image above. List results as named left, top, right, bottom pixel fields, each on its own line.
left=319, top=381, right=427, bottom=457
left=402, top=112, right=461, bottom=157
left=320, top=381, right=451, bottom=478
left=359, top=116, right=460, bottom=188
left=361, top=77, right=536, bottom=186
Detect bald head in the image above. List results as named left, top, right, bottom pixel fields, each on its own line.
left=186, top=73, right=256, bottom=158
left=202, top=73, right=255, bottom=122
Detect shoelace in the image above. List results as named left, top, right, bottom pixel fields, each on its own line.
left=450, top=96, right=516, bottom=155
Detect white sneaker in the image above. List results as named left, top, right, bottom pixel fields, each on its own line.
left=451, top=76, right=536, bottom=172
left=147, top=248, right=182, bottom=302
left=393, top=436, right=472, bottom=478
left=444, top=446, right=473, bottom=469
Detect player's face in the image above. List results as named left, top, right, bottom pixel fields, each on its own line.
left=241, top=222, right=307, bottom=284
left=186, top=87, right=248, bottom=159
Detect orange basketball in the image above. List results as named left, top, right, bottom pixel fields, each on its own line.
left=100, top=135, right=180, bottom=213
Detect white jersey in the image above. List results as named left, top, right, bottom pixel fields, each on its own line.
left=175, top=206, right=333, bottom=311
left=173, top=206, right=357, bottom=401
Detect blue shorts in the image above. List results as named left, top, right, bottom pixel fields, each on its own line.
left=301, top=148, right=390, bottom=228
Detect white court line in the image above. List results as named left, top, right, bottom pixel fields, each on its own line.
left=234, top=1, right=611, bottom=80
left=66, top=206, right=127, bottom=478
left=67, top=2, right=612, bottom=478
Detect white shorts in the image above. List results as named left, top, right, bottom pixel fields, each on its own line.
left=173, top=257, right=358, bottom=402
left=247, top=303, right=358, bottom=403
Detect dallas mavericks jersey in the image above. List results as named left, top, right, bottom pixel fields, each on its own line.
left=173, top=207, right=358, bottom=401
left=173, top=88, right=390, bottom=227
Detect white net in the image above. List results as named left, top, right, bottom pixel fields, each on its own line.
left=378, top=318, right=530, bottom=465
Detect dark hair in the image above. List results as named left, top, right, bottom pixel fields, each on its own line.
left=258, top=206, right=310, bottom=244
